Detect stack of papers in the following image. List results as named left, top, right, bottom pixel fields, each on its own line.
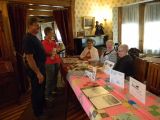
left=82, top=86, right=121, bottom=109
left=90, top=94, right=121, bottom=109
left=82, top=86, right=109, bottom=98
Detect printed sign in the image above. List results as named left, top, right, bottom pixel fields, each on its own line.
left=129, top=77, right=146, bottom=104
left=84, top=66, right=97, bottom=81
left=110, top=70, right=125, bottom=89
left=103, top=60, right=115, bottom=75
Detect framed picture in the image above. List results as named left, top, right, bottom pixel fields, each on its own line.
left=77, top=31, right=85, bottom=37
left=82, top=16, right=95, bottom=29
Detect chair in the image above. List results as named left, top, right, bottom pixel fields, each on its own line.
left=134, top=57, right=148, bottom=83
left=146, top=63, right=160, bottom=96
left=128, top=48, right=141, bottom=60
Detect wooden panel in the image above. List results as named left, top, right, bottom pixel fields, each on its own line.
left=27, top=10, right=53, bottom=16
left=0, top=1, right=15, bottom=60
left=28, top=5, right=66, bottom=10
left=0, top=11, right=5, bottom=58
left=134, top=57, right=148, bottom=83
left=0, top=61, right=20, bottom=107
left=146, top=63, right=160, bottom=95
left=0, top=61, right=13, bottom=73
left=8, top=0, right=72, bottom=7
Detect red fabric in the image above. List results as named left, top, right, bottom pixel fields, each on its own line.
left=42, top=39, right=61, bottom=64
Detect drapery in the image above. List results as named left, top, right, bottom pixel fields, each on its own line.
left=121, top=5, right=139, bottom=49
left=144, top=2, right=160, bottom=55
left=8, top=3, right=29, bottom=93
left=53, top=7, right=74, bottom=55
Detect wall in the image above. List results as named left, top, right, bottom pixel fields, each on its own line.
left=75, top=0, right=112, bottom=37
left=74, top=0, right=152, bottom=40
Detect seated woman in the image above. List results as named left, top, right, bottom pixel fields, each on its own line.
left=113, top=44, right=134, bottom=77
left=80, top=39, right=99, bottom=61
left=100, top=40, right=117, bottom=63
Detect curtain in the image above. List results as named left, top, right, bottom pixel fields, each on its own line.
left=8, top=3, right=29, bottom=94
left=53, top=7, right=74, bottom=55
left=144, top=2, right=160, bottom=55
left=121, top=5, right=139, bottom=49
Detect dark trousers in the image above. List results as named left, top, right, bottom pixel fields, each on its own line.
left=27, top=69, right=46, bottom=117
left=45, top=63, right=60, bottom=98
left=53, top=63, right=59, bottom=91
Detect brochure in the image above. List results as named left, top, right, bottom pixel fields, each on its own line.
left=89, top=94, right=121, bottom=109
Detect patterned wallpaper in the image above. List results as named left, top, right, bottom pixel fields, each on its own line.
left=74, top=0, right=150, bottom=40
left=112, top=7, right=118, bottom=43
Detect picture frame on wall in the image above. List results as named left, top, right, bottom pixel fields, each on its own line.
left=82, top=16, right=95, bottom=29
left=77, top=31, right=85, bottom=37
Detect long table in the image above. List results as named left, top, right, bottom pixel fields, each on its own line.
left=61, top=57, right=160, bottom=120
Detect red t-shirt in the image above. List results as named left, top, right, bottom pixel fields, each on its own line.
left=42, top=39, right=61, bottom=64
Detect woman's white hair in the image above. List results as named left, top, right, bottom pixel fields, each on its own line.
left=106, top=40, right=114, bottom=45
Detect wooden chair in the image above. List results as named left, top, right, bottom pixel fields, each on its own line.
left=146, top=63, right=160, bottom=96
left=133, top=57, right=148, bottom=83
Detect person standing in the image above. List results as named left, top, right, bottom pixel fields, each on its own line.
left=23, top=17, right=46, bottom=119
left=42, top=27, right=61, bottom=101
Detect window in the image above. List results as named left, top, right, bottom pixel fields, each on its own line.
left=121, top=5, right=139, bottom=49
left=144, top=3, right=160, bottom=55
left=122, top=23, right=139, bottom=48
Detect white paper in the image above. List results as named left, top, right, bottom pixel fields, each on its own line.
left=129, top=77, right=146, bottom=104
left=82, top=86, right=109, bottom=98
left=89, top=94, right=121, bottom=109
left=103, top=60, right=115, bottom=75
left=110, top=70, right=125, bottom=89
left=84, top=66, right=97, bottom=81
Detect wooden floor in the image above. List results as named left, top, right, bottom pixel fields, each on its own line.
left=0, top=92, right=31, bottom=120
left=0, top=88, right=89, bottom=120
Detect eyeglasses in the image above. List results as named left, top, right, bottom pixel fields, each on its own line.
left=118, top=50, right=123, bottom=52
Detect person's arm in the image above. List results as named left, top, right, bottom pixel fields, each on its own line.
left=26, top=54, right=44, bottom=84
left=109, top=51, right=117, bottom=63
left=80, top=48, right=87, bottom=59
left=88, top=48, right=99, bottom=61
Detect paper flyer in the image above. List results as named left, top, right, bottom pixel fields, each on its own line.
left=129, top=77, right=146, bottom=104
left=110, top=70, right=125, bottom=89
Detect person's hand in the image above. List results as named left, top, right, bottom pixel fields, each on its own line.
left=56, top=46, right=61, bottom=52
left=36, top=72, right=44, bottom=84
left=82, top=57, right=89, bottom=61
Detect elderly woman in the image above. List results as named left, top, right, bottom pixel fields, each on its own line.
left=113, top=44, right=134, bottom=77
left=80, top=39, right=99, bottom=61
left=100, top=40, right=117, bottom=63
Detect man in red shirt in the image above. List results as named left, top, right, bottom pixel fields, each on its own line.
left=42, top=27, right=61, bottom=101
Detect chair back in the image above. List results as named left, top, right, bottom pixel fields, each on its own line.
left=146, top=63, right=160, bottom=95
left=128, top=48, right=141, bottom=60
left=134, top=57, right=148, bottom=83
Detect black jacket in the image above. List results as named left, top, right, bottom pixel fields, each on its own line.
left=113, top=55, right=134, bottom=77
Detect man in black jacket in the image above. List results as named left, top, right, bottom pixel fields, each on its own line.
left=113, top=44, right=134, bottom=78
